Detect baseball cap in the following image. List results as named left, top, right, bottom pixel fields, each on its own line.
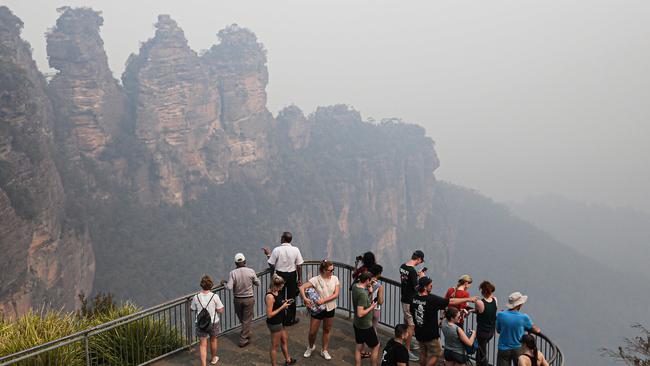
left=234, top=253, right=246, bottom=263
left=418, top=276, right=432, bottom=289
left=413, top=250, right=425, bottom=262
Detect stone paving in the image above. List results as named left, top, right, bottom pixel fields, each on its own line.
left=152, top=310, right=409, bottom=366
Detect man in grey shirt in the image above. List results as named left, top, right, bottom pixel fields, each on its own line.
left=222, top=253, right=260, bottom=347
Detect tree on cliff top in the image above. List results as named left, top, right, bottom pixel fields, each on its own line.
left=601, top=324, right=650, bottom=365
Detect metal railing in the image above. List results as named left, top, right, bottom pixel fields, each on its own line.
left=0, top=260, right=563, bottom=366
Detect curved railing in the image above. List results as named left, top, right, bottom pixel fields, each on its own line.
left=0, top=260, right=563, bottom=366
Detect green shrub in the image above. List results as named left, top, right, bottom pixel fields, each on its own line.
left=0, top=308, right=87, bottom=365
left=0, top=297, right=183, bottom=366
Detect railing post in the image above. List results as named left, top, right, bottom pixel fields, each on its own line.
left=348, top=266, right=353, bottom=319
left=185, top=298, right=193, bottom=349
left=84, top=334, right=90, bottom=366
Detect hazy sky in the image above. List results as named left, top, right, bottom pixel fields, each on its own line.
left=6, top=0, right=650, bottom=212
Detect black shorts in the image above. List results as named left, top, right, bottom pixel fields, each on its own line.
left=312, top=309, right=335, bottom=320
left=444, top=349, right=468, bottom=363
left=353, top=325, right=379, bottom=348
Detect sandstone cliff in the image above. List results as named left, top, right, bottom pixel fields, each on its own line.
left=0, top=6, right=94, bottom=318
left=122, top=15, right=225, bottom=205
left=1, top=7, right=449, bottom=310
left=46, top=7, right=126, bottom=160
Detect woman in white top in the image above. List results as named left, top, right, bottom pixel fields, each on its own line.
left=300, top=260, right=340, bottom=360
left=190, top=275, right=225, bottom=366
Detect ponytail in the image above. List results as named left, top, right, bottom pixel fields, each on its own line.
left=521, top=334, right=539, bottom=366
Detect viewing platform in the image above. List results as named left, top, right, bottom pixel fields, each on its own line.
left=152, top=312, right=390, bottom=366
left=0, top=261, right=563, bottom=366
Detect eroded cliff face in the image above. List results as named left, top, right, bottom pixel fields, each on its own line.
left=122, top=15, right=225, bottom=204
left=203, top=25, right=274, bottom=177
left=46, top=7, right=126, bottom=160
left=1, top=7, right=450, bottom=310
left=270, top=106, right=448, bottom=273
left=0, top=6, right=94, bottom=318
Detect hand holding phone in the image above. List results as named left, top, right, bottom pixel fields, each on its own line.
left=422, top=267, right=428, bottom=272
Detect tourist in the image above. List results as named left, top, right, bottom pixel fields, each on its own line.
left=264, top=231, right=304, bottom=326
left=441, top=307, right=477, bottom=366
left=475, top=281, right=498, bottom=366
left=368, top=264, right=384, bottom=330
left=353, top=272, right=380, bottom=366
left=411, top=277, right=478, bottom=366
left=300, top=260, right=340, bottom=360
left=360, top=264, right=384, bottom=359
left=444, top=274, right=473, bottom=328
left=380, top=324, right=410, bottom=366
left=353, top=251, right=377, bottom=280
left=496, top=292, right=541, bottom=366
left=399, top=250, right=426, bottom=361
left=517, top=334, right=549, bottom=366
left=191, top=275, right=225, bottom=366
left=266, top=274, right=297, bottom=366
left=222, top=253, right=260, bottom=347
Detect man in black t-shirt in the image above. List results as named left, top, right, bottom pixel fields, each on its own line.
left=399, top=250, right=425, bottom=361
left=411, top=277, right=477, bottom=366
left=381, top=324, right=410, bottom=366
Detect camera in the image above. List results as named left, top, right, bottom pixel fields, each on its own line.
left=356, top=255, right=363, bottom=261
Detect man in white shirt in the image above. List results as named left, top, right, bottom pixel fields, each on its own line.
left=221, top=253, right=260, bottom=347
left=264, top=231, right=304, bottom=326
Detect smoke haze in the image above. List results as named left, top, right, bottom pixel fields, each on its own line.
left=7, top=0, right=650, bottom=211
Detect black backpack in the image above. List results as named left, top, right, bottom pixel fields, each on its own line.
left=196, top=293, right=215, bottom=332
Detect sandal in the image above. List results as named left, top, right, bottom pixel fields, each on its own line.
left=361, top=352, right=371, bottom=359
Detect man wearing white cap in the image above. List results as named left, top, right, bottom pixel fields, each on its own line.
left=495, top=292, right=541, bottom=366
left=222, top=253, right=260, bottom=347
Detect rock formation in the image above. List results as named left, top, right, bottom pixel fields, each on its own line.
left=123, top=15, right=226, bottom=204
left=46, top=7, right=126, bottom=160
left=0, top=6, right=94, bottom=318
left=203, top=25, right=274, bottom=175
left=1, top=7, right=449, bottom=311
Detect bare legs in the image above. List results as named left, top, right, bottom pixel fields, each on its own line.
left=308, top=317, right=320, bottom=348
left=308, top=316, right=334, bottom=351
left=405, top=325, right=415, bottom=352
left=355, top=343, right=380, bottom=366
left=322, top=317, right=333, bottom=351
left=198, top=335, right=218, bottom=366
left=210, top=337, right=217, bottom=361
left=270, top=329, right=291, bottom=366
left=199, top=338, right=208, bottom=366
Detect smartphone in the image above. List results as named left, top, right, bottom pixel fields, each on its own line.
left=371, top=297, right=378, bottom=304
left=422, top=267, right=428, bottom=272
left=286, top=298, right=294, bottom=304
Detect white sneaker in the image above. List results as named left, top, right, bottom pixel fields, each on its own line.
left=408, top=351, right=419, bottom=362
left=210, top=356, right=219, bottom=365
left=304, top=344, right=316, bottom=358
left=320, top=350, right=332, bottom=360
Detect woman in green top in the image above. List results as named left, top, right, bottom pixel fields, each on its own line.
left=352, top=272, right=379, bottom=366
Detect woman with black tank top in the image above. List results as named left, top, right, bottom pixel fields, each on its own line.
left=266, top=275, right=297, bottom=366
left=475, top=281, right=498, bottom=366
left=517, top=334, right=549, bottom=366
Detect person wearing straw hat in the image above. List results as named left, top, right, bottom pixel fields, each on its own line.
left=496, top=292, right=541, bottom=366
left=221, top=253, right=260, bottom=347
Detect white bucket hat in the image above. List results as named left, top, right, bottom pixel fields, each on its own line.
left=506, top=291, right=528, bottom=309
